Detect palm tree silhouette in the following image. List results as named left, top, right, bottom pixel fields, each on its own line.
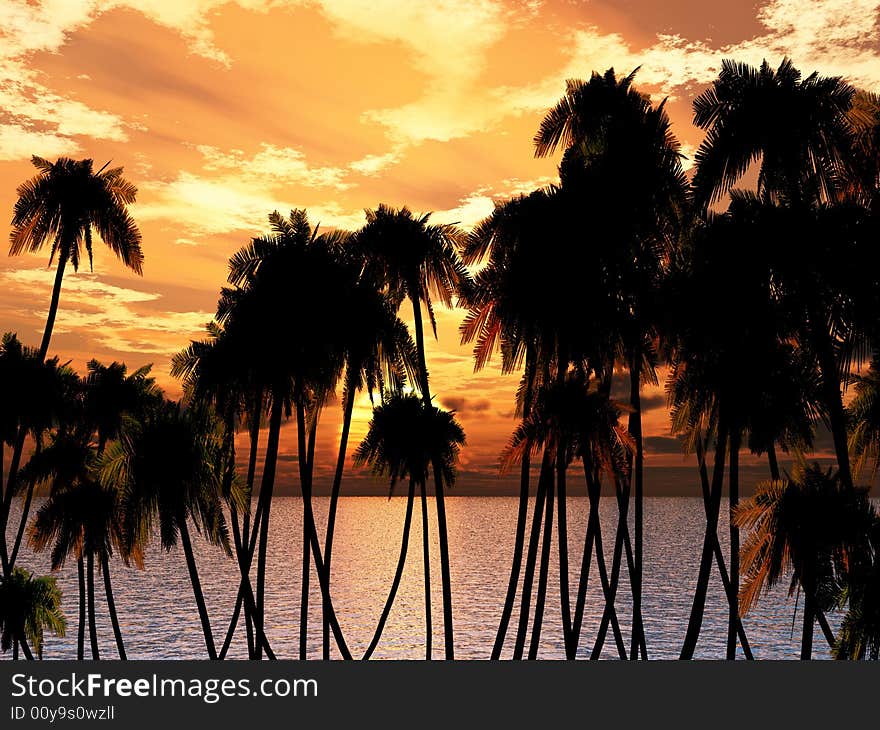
left=221, top=209, right=364, bottom=659
left=357, top=204, right=470, bottom=658
left=502, top=372, right=634, bottom=659
left=735, top=463, right=873, bottom=658
left=100, top=399, right=235, bottom=659
left=5, top=157, right=142, bottom=585
left=534, top=67, right=687, bottom=658
left=319, top=267, right=418, bottom=658
left=173, top=320, right=270, bottom=659
left=27, top=429, right=139, bottom=660
left=0, top=567, right=65, bottom=659
left=690, top=58, right=865, bottom=491
left=354, top=391, right=465, bottom=659
left=0, top=333, right=77, bottom=578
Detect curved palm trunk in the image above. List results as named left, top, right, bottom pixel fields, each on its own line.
left=680, top=420, right=729, bottom=659
left=628, top=356, right=646, bottom=660
left=294, top=402, right=353, bottom=660
left=420, top=481, right=432, bottom=660
left=410, top=292, right=455, bottom=659
left=527, top=464, right=554, bottom=660
left=0, top=428, right=28, bottom=576
left=8, top=480, right=36, bottom=570
left=254, top=394, right=283, bottom=659
left=809, top=315, right=853, bottom=491
left=491, top=451, right=531, bottom=659
left=100, top=553, right=126, bottom=660
left=592, top=474, right=637, bottom=660
left=573, top=458, right=626, bottom=660
left=219, top=395, right=265, bottom=659
left=86, top=553, right=100, bottom=659
left=512, top=450, right=551, bottom=660
left=322, top=381, right=356, bottom=659
left=77, top=555, right=86, bottom=660
left=726, top=431, right=741, bottom=660
left=695, top=433, right=753, bottom=659
left=178, top=515, right=217, bottom=659
left=801, top=583, right=815, bottom=660
left=491, top=350, right=535, bottom=660
left=0, top=256, right=69, bottom=576
left=296, top=400, right=320, bottom=660
left=556, top=448, right=573, bottom=657
left=362, top=479, right=416, bottom=660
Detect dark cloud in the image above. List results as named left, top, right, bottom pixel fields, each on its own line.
left=443, top=396, right=493, bottom=415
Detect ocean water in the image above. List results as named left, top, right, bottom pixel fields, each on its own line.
left=7, top=496, right=816, bottom=660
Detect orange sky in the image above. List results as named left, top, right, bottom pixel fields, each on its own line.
left=0, top=0, right=877, bottom=490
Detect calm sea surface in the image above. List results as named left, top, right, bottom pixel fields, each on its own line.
left=8, top=497, right=817, bottom=660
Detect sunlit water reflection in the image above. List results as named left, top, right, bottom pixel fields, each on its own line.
left=8, top=497, right=816, bottom=660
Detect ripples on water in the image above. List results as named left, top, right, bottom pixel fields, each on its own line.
left=8, top=497, right=814, bottom=660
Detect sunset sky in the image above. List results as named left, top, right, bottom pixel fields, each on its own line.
left=0, top=0, right=877, bottom=491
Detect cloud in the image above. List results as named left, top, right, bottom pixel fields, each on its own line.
left=0, top=268, right=211, bottom=356
left=644, top=435, right=686, bottom=455
left=442, top=396, right=492, bottom=415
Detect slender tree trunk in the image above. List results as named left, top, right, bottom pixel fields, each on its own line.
left=86, top=553, right=100, bottom=660
left=219, top=395, right=263, bottom=659
left=296, top=399, right=320, bottom=660
left=0, top=428, right=28, bottom=576
left=8, top=480, right=35, bottom=571
left=77, top=555, right=85, bottom=660
left=512, top=450, right=551, bottom=659
left=801, top=582, right=815, bottom=660
left=574, top=459, right=626, bottom=660
left=362, top=480, right=416, bottom=659
left=254, top=395, right=283, bottom=659
left=178, top=516, right=217, bottom=659
left=680, top=419, right=729, bottom=659
left=420, top=481, right=432, bottom=660
left=410, top=291, right=454, bottom=659
left=592, top=474, right=637, bottom=660
left=100, top=553, right=126, bottom=660
left=810, top=317, right=852, bottom=491
left=323, top=381, right=356, bottom=659
left=556, top=447, right=573, bottom=657
left=695, top=432, right=753, bottom=659
left=527, top=463, right=555, bottom=660
left=491, top=348, right=535, bottom=660
left=39, top=255, right=68, bottom=360
left=294, top=401, right=353, bottom=660
left=628, top=354, right=646, bottom=660
left=726, top=430, right=741, bottom=660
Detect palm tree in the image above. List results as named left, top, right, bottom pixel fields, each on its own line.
left=665, top=204, right=807, bottom=659
left=735, top=463, right=873, bottom=658
left=356, top=204, right=470, bottom=659
left=0, top=567, right=65, bottom=659
left=9, top=156, right=143, bottom=360
left=100, top=399, right=235, bottom=659
left=534, top=67, right=688, bottom=658
left=354, top=391, right=465, bottom=659
left=27, top=430, right=139, bottom=660
left=5, top=156, right=142, bottom=585
left=502, top=372, right=634, bottom=659
left=220, top=209, right=361, bottom=659
left=172, top=320, right=269, bottom=659
left=690, top=58, right=869, bottom=491
left=0, top=333, right=77, bottom=577
left=320, top=271, right=418, bottom=658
